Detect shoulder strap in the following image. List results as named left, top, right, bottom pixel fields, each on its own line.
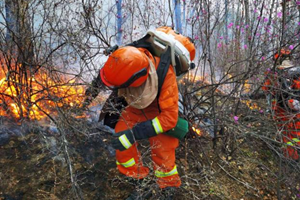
left=156, top=47, right=172, bottom=98
left=155, top=47, right=172, bottom=113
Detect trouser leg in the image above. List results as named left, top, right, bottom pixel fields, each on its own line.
left=114, top=110, right=149, bottom=179
left=150, top=133, right=181, bottom=189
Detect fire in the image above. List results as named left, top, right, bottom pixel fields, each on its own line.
left=0, top=70, right=85, bottom=120
left=192, top=126, right=202, bottom=136
left=179, top=74, right=208, bottom=86
left=241, top=99, right=260, bottom=110
left=243, top=80, right=251, bottom=93
left=189, top=74, right=206, bottom=82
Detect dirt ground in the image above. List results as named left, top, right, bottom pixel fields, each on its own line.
left=0, top=117, right=299, bottom=200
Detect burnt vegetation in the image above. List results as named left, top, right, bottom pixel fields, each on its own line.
left=0, top=0, right=300, bottom=200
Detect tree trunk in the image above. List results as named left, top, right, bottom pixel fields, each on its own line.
left=116, top=0, right=123, bottom=45
left=225, top=0, right=228, bottom=43
left=174, top=0, right=182, bottom=33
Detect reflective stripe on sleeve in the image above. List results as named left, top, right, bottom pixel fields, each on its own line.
left=152, top=117, right=163, bottom=134
left=119, top=134, right=132, bottom=149
left=116, top=158, right=136, bottom=168
left=155, top=165, right=178, bottom=178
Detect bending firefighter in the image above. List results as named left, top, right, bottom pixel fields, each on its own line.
left=262, top=48, right=300, bottom=160
left=85, top=27, right=196, bottom=190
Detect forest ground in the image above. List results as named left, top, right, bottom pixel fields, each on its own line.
left=0, top=111, right=299, bottom=200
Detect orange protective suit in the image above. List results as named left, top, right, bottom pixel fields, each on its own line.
left=114, top=56, right=181, bottom=188
left=263, top=70, right=300, bottom=160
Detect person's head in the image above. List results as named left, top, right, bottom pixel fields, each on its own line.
left=284, top=65, right=300, bottom=89
left=274, top=47, right=292, bottom=65
left=100, top=46, right=152, bottom=89
left=275, top=49, right=294, bottom=72
left=100, top=46, right=158, bottom=109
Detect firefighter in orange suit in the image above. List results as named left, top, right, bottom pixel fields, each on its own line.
left=99, top=34, right=195, bottom=190
left=262, top=49, right=300, bottom=160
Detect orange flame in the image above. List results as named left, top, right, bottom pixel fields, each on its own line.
left=241, top=99, right=260, bottom=110
left=192, top=127, right=202, bottom=136
left=0, top=70, right=85, bottom=120
left=243, top=80, right=251, bottom=93
left=180, top=74, right=206, bottom=83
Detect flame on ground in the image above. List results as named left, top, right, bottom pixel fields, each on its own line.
left=243, top=80, right=251, bottom=93
left=241, top=99, right=260, bottom=110
left=179, top=74, right=206, bottom=85
left=0, top=70, right=86, bottom=120
left=192, top=127, right=202, bottom=136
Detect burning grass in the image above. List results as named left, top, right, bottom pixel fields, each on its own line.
left=0, top=64, right=86, bottom=120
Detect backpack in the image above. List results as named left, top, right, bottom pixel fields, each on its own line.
left=104, top=28, right=196, bottom=82
left=100, top=28, right=194, bottom=130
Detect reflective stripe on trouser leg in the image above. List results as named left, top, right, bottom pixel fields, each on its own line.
left=152, top=117, right=163, bottom=134
left=116, top=158, right=136, bottom=168
left=150, top=132, right=181, bottom=188
left=283, top=137, right=299, bottom=160
left=115, top=146, right=150, bottom=179
left=285, top=138, right=300, bottom=146
left=155, top=165, right=178, bottom=178
left=292, top=138, right=300, bottom=143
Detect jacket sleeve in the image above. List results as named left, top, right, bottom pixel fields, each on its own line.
left=151, top=66, right=179, bottom=134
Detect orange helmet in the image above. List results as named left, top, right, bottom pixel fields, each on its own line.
left=274, top=48, right=291, bottom=60
left=156, top=26, right=196, bottom=61
left=100, top=46, right=150, bottom=88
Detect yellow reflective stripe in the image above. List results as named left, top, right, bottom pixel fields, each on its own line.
left=286, top=142, right=294, bottom=146
left=155, top=165, right=178, bottom=178
left=116, top=158, right=136, bottom=168
left=286, top=138, right=300, bottom=146
left=152, top=117, right=163, bottom=134
left=292, top=138, right=300, bottom=143
left=119, top=134, right=132, bottom=149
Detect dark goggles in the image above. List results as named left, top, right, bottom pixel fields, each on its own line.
left=104, top=67, right=148, bottom=90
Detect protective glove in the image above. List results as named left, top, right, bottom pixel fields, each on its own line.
left=111, top=129, right=134, bottom=151
left=111, top=120, right=157, bottom=151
